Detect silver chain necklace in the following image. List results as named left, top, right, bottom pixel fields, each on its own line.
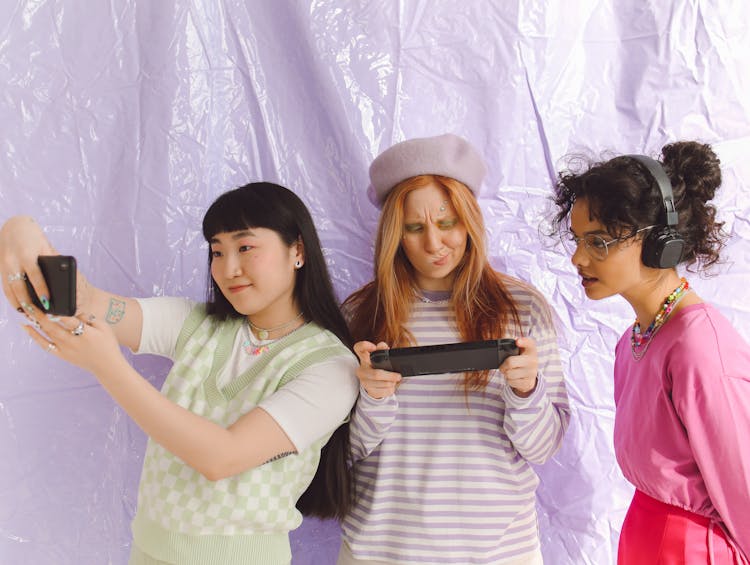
left=417, top=292, right=452, bottom=305
left=242, top=313, right=304, bottom=356
left=247, top=311, right=303, bottom=340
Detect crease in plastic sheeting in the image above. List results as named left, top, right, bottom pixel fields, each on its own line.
left=518, top=43, right=557, bottom=188
left=1, top=2, right=750, bottom=565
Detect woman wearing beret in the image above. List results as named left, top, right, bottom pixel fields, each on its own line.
left=338, top=134, right=571, bottom=564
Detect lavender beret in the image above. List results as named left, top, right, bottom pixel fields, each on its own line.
left=368, top=133, right=487, bottom=207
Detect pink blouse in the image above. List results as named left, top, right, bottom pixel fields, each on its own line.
left=613, top=303, right=750, bottom=559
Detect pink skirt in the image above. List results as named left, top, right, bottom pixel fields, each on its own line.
left=618, top=490, right=746, bottom=565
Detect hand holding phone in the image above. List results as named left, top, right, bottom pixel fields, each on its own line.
left=24, top=255, right=77, bottom=316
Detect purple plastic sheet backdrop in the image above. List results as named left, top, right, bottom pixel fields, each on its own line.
left=1, top=2, right=749, bottom=564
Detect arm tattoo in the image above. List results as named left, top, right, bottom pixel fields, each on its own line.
left=262, top=451, right=296, bottom=465
left=105, top=298, right=126, bottom=324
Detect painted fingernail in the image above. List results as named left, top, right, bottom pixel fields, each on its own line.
left=40, top=296, right=50, bottom=311
left=47, top=316, right=61, bottom=322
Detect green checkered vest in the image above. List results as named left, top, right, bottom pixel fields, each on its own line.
left=130, top=305, right=351, bottom=565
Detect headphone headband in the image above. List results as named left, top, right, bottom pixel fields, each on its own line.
left=625, top=154, right=684, bottom=269
left=625, top=154, right=678, bottom=227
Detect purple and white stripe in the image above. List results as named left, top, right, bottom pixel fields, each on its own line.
left=342, top=279, right=570, bottom=564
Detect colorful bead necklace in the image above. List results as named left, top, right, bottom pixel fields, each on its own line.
left=242, top=320, right=270, bottom=356
left=630, top=277, right=690, bottom=360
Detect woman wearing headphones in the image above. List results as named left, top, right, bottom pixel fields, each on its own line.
left=552, top=141, right=749, bottom=564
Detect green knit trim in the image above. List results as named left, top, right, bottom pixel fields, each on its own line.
left=275, top=343, right=349, bottom=388
left=171, top=307, right=351, bottom=407
left=174, top=304, right=209, bottom=358
left=222, top=327, right=346, bottom=397
left=198, top=322, right=349, bottom=405
left=209, top=315, right=244, bottom=381
left=131, top=514, right=291, bottom=565
left=205, top=321, right=316, bottom=403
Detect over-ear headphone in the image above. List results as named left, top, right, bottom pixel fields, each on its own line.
left=626, top=155, right=685, bottom=269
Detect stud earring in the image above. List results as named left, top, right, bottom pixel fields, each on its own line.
left=295, top=260, right=302, bottom=268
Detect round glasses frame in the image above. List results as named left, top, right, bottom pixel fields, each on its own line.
left=563, top=225, right=657, bottom=261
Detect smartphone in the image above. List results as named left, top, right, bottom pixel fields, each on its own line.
left=24, top=255, right=77, bottom=316
left=370, top=338, right=519, bottom=377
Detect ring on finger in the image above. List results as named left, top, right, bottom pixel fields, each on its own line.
left=47, top=342, right=57, bottom=352
left=71, top=321, right=85, bottom=336
left=7, top=272, right=26, bottom=283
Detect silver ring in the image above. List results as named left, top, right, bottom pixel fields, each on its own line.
left=47, top=342, right=57, bottom=352
left=7, top=272, right=25, bottom=283
left=71, top=321, right=85, bottom=336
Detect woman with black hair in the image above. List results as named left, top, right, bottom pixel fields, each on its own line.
left=0, top=182, right=359, bottom=565
left=552, top=142, right=749, bottom=564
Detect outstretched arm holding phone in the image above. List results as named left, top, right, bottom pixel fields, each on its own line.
left=1, top=184, right=361, bottom=563
left=1, top=215, right=144, bottom=351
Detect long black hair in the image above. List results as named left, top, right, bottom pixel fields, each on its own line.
left=202, top=181, right=354, bottom=519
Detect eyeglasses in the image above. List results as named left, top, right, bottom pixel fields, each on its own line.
left=563, top=226, right=656, bottom=261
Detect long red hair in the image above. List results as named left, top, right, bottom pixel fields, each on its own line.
left=344, top=175, right=520, bottom=391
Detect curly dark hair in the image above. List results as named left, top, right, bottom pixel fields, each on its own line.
left=551, top=141, right=727, bottom=271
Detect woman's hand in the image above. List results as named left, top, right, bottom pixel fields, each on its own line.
left=1, top=216, right=107, bottom=331
left=500, top=336, right=539, bottom=398
left=353, top=340, right=402, bottom=399
left=0, top=216, right=58, bottom=312
left=22, top=308, right=126, bottom=377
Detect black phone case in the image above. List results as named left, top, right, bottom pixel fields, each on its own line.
left=369, top=339, right=519, bottom=376
left=25, top=255, right=77, bottom=316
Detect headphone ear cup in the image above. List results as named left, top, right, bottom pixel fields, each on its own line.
left=641, top=227, right=685, bottom=269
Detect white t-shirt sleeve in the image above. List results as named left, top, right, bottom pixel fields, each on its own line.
left=259, top=353, right=359, bottom=452
left=134, top=296, right=196, bottom=359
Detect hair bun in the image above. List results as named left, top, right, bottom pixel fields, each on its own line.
left=661, top=141, right=721, bottom=202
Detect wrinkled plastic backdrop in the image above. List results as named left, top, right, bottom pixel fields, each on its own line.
left=1, top=2, right=749, bottom=564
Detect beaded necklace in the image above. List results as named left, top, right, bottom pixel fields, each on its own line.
left=630, top=277, right=690, bottom=361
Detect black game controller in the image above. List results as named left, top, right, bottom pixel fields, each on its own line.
left=369, top=339, right=519, bottom=377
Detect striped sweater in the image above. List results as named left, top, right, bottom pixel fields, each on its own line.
left=341, top=279, right=570, bottom=564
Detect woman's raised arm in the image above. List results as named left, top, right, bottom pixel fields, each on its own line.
left=1, top=215, right=144, bottom=351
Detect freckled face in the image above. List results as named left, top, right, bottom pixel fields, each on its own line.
left=209, top=228, right=301, bottom=320
left=568, top=198, right=644, bottom=300
left=400, top=182, right=468, bottom=291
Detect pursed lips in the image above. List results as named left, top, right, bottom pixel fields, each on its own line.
left=432, top=253, right=450, bottom=266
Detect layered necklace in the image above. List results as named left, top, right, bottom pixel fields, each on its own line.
left=630, top=277, right=690, bottom=361
left=242, top=312, right=304, bottom=356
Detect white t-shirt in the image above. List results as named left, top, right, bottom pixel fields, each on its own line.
left=134, top=296, right=359, bottom=452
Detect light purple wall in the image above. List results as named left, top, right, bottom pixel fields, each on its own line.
left=1, top=2, right=749, bottom=564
